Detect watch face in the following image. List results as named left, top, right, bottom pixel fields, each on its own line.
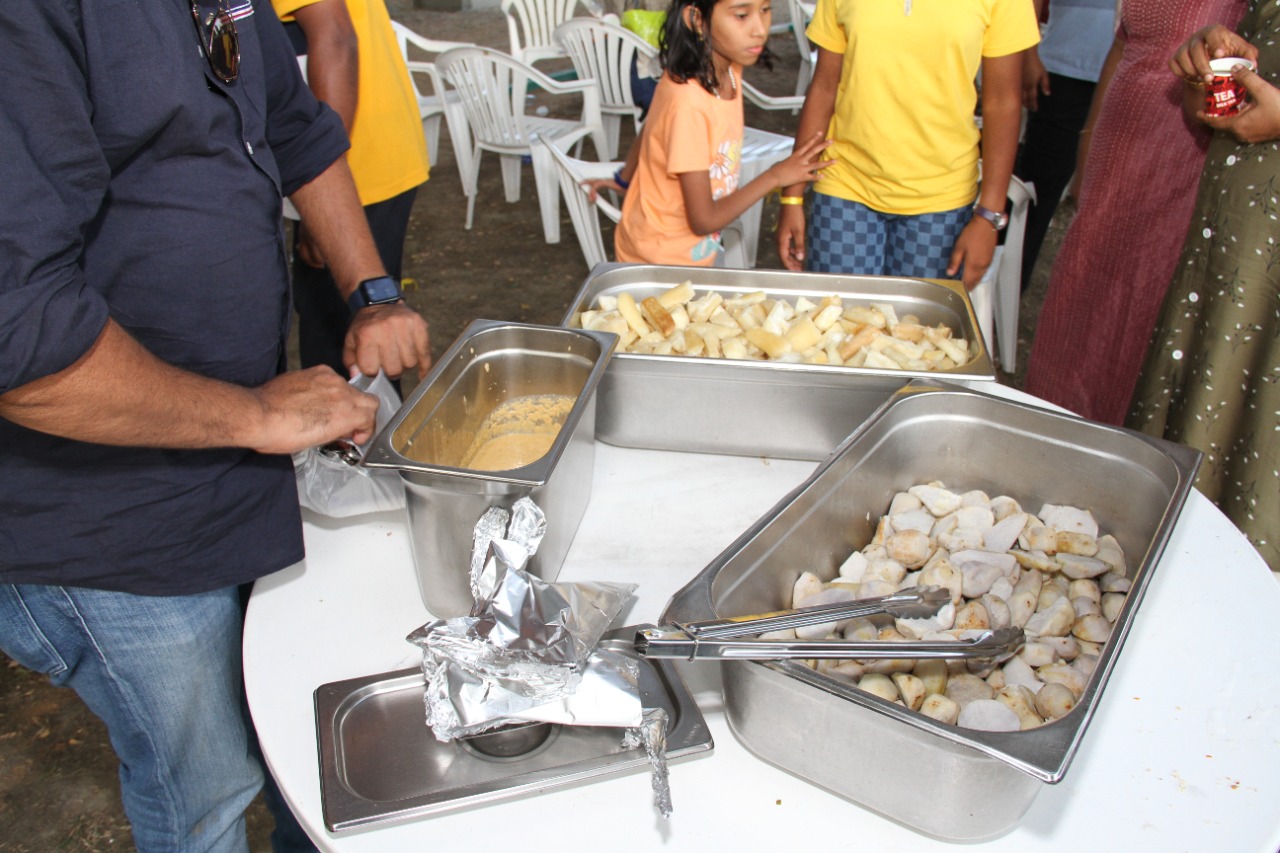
left=976, top=206, right=1008, bottom=231
left=361, top=276, right=401, bottom=304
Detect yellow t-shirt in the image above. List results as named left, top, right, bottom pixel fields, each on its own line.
left=615, top=71, right=744, bottom=266
left=273, top=0, right=429, bottom=205
left=806, top=0, right=1038, bottom=215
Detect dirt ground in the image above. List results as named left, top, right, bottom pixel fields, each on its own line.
left=0, top=6, right=1062, bottom=850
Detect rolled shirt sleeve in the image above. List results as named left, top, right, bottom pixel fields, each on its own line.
left=0, top=1, right=112, bottom=392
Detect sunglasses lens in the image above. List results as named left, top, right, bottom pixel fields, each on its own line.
left=192, top=2, right=240, bottom=83
left=206, top=10, right=240, bottom=82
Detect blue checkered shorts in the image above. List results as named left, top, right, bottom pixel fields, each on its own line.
left=808, top=193, right=972, bottom=278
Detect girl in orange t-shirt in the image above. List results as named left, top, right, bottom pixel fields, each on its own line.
left=594, top=0, right=832, bottom=266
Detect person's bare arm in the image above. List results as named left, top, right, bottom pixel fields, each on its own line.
left=292, top=0, right=359, bottom=131
left=679, top=131, right=831, bottom=235
left=0, top=319, right=379, bottom=453
left=288, top=0, right=359, bottom=269
left=585, top=124, right=646, bottom=200
left=1023, top=0, right=1049, bottom=110
left=289, top=158, right=432, bottom=379
left=777, top=46, right=842, bottom=270
left=946, top=50, right=1021, bottom=289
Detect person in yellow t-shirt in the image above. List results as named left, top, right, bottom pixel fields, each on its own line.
left=777, top=0, right=1039, bottom=289
left=273, top=0, right=430, bottom=375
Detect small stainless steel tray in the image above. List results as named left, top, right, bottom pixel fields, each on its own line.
left=362, top=319, right=617, bottom=617
left=561, top=263, right=995, bottom=461
left=314, top=630, right=713, bottom=832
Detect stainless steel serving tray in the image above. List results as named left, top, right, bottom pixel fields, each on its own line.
left=661, top=381, right=1202, bottom=841
left=314, top=629, right=713, bottom=832
left=561, top=263, right=996, bottom=461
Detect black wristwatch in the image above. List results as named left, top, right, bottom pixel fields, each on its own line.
left=973, top=204, right=1009, bottom=232
left=347, top=275, right=403, bottom=312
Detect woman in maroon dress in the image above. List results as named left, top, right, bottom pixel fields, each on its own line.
left=1023, top=0, right=1246, bottom=424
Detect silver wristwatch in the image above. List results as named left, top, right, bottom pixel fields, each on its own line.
left=973, top=204, right=1009, bottom=232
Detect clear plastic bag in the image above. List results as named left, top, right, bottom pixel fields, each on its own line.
left=292, top=371, right=406, bottom=518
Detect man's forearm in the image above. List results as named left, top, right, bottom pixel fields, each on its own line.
left=0, top=319, right=261, bottom=448
left=289, top=156, right=386, bottom=299
left=292, top=0, right=359, bottom=131
left=0, top=317, right=382, bottom=453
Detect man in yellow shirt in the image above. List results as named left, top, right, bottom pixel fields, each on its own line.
left=274, top=0, right=430, bottom=376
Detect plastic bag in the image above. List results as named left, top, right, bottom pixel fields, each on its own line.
left=621, top=9, right=666, bottom=50
left=292, top=371, right=406, bottom=518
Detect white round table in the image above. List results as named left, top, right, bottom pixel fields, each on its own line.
left=245, top=385, right=1280, bottom=852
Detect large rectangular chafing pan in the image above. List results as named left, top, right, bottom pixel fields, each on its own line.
left=561, top=264, right=995, bottom=461
left=314, top=629, right=713, bottom=832
left=660, top=381, right=1202, bottom=841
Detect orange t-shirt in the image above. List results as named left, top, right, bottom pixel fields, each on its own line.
left=615, top=70, right=744, bottom=266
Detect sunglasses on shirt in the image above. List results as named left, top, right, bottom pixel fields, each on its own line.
left=191, top=0, right=240, bottom=83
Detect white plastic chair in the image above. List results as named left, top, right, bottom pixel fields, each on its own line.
left=501, top=0, right=597, bottom=67
left=535, top=136, right=621, bottom=269
left=389, top=21, right=475, bottom=189
left=741, top=78, right=805, bottom=113
left=966, top=174, right=1036, bottom=372
left=535, top=136, right=748, bottom=270
left=786, top=0, right=816, bottom=100
left=553, top=17, right=653, bottom=158
left=436, top=46, right=608, bottom=242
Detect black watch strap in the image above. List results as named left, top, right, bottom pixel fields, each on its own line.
left=347, top=275, right=403, bottom=313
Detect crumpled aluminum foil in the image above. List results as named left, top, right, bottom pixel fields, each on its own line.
left=623, top=707, right=673, bottom=818
left=407, top=498, right=637, bottom=741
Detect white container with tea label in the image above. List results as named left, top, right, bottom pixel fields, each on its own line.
left=1205, top=57, right=1257, bottom=117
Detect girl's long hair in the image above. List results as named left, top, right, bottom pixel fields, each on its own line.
left=659, top=0, right=774, bottom=96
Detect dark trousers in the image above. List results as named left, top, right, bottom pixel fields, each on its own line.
left=1014, top=73, right=1097, bottom=290
left=290, top=185, right=419, bottom=374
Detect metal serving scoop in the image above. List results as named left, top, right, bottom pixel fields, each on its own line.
left=634, top=587, right=1025, bottom=663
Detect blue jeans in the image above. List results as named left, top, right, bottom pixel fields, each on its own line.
left=808, top=193, right=972, bottom=279
left=0, top=584, right=263, bottom=853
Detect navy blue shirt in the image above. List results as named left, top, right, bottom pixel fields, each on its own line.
left=0, top=0, right=349, bottom=594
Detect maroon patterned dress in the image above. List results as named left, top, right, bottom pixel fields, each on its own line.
left=1023, top=0, right=1247, bottom=424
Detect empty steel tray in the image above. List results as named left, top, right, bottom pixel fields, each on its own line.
left=314, top=630, right=713, bottom=832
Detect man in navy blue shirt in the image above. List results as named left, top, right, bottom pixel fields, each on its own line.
left=0, top=1, right=431, bottom=849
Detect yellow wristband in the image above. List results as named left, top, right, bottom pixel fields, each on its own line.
left=779, top=195, right=805, bottom=206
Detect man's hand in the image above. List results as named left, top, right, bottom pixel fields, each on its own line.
left=1023, top=48, right=1050, bottom=111
left=1170, top=25, right=1258, bottom=83
left=344, top=301, right=431, bottom=380
left=1197, top=64, right=1280, bottom=143
left=947, top=218, right=999, bottom=290
left=245, top=366, right=380, bottom=454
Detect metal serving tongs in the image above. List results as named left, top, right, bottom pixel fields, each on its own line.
left=635, top=586, right=1025, bottom=663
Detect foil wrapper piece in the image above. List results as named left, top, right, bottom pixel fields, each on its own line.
left=408, top=568, right=636, bottom=740
left=506, top=497, right=547, bottom=558
left=469, top=506, right=512, bottom=602
left=511, top=647, right=642, bottom=728
left=623, top=707, right=672, bottom=818
left=407, top=498, right=636, bottom=741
